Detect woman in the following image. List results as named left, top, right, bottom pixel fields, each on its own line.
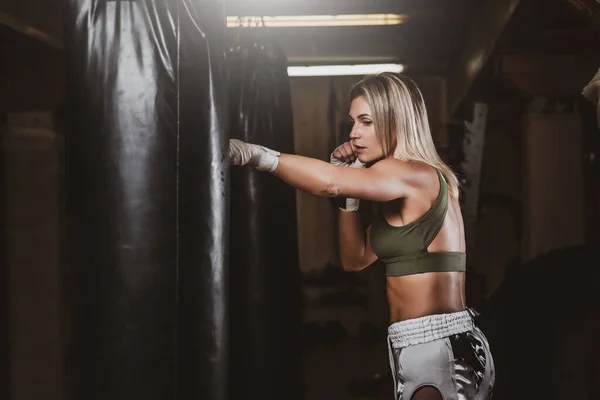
left=229, top=72, right=494, bottom=400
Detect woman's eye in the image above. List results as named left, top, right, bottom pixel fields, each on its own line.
left=363, top=120, right=373, bottom=126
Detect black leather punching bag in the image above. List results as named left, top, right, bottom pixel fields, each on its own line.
left=0, top=117, right=8, bottom=400
left=263, top=43, right=303, bottom=397
left=227, top=37, right=302, bottom=399
left=63, top=1, right=228, bottom=399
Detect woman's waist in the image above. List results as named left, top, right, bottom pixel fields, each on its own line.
left=387, top=308, right=477, bottom=349
left=386, top=271, right=466, bottom=323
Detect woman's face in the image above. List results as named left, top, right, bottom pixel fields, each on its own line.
left=348, top=96, right=386, bottom=163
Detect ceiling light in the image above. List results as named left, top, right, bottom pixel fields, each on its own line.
left=287, top=64, right=405, bottom=77
left=227, top=14, right=408, bottom=28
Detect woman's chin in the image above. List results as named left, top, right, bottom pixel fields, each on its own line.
left=356, top=153, right=369, bottom=163
left=358, top=154, right=383, bottom=165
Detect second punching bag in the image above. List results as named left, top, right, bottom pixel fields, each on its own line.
left=63, top=1, right=228, bottom=399
left=227, top=38, right=303, bottom=398
left=263, top=43, right=303, bottom=397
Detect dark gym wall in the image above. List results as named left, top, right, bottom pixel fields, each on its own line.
left=1, top=20, right=66, bottom=400
left=0, top=27, right=64, bottom=112
left=0, top=110, right=8, bottom=400
left=63, top=1, right=228, bottom=399
left=0, top=0, right=63, bottom=46
left=2, top=113, right=65, bottom=400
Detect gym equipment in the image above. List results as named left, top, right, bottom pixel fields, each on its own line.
left=227, top=33, right=302, bottom=399
left=63, top=1, right=228, bottom=398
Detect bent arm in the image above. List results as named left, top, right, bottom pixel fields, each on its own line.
left=272, top=153, right=387, bottom=271
left=338, top=213, right=378, bottom=271
left=273, top=154, right=411, bottom=202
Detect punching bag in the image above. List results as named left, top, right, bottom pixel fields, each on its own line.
left=63, top=1, right=228, bottom=399
left=0, top=120, right=8, bottom=400
left=227, top=36, right=303, bottom=399
left=262, top=43, right=303, bottom=395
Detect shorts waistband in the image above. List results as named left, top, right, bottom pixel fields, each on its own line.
left=387, top=309, right=474, bottom=349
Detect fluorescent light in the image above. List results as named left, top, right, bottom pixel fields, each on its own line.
left=227, top=14, right=408, bottom=28
left=287, top=64, right=405, bottom=77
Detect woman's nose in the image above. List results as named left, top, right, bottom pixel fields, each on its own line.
left=349, top=127, right=359, bottom=139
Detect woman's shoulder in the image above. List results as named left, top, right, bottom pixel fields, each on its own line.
left=370, top=158, right=438, bottom=189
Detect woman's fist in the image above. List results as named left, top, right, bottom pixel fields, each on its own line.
left=329, top=142, right=365, bottom=212
left=229, top=139, right=280, bottom=172
left=330, top=141, right=357, bottom=166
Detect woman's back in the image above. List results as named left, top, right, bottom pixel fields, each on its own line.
left=375, top=162, right=467, bottom=321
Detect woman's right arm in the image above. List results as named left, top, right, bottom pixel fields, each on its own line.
left=338, top=212, right=378, bottom=271
left=331, top=141, right=378, bottom=272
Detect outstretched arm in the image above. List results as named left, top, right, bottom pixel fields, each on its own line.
left=229, top=138, right=413, bottom=202
left=274, top=153, right=412, bottom=202
left=229, top=139, right=397, bottom=272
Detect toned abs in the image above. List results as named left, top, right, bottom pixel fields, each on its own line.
left=387, top=271, right=466, bottom=322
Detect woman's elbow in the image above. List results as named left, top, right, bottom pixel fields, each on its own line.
left=311, top=180, right=339, bottom=198
left=340, top=258, right=365, bottom=272
left=307, top=169, right=339, bottom=197
left=342, top=264, right=359, bottom=272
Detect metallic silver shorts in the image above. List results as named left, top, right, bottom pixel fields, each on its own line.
left=387, top=309, right=495, bottom=399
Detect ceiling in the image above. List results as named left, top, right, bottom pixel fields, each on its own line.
left=224, top=0, right=478, bottom=74
left=500, top=0, right=600, bottom=54
left=1, top=0, right=477, bottom=75
left=484, top=0, right=600, bottom=98
left=5, top=0, right=600, bottom=113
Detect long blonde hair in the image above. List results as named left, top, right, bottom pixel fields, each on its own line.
left=349, top=72, right=460, bottom=200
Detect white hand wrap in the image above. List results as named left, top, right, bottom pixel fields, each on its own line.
left=329, top=153, right=365, bottom=212
left=229, top=139, right=280, bottom=172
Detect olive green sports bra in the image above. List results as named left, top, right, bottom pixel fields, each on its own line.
left=369, top=170, right=466, bottom=276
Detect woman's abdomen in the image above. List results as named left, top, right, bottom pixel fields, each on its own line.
left=386, top=271, right=466, bottom=322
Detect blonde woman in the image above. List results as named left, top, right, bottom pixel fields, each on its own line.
left=229, top=72, right=495, bottom=400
